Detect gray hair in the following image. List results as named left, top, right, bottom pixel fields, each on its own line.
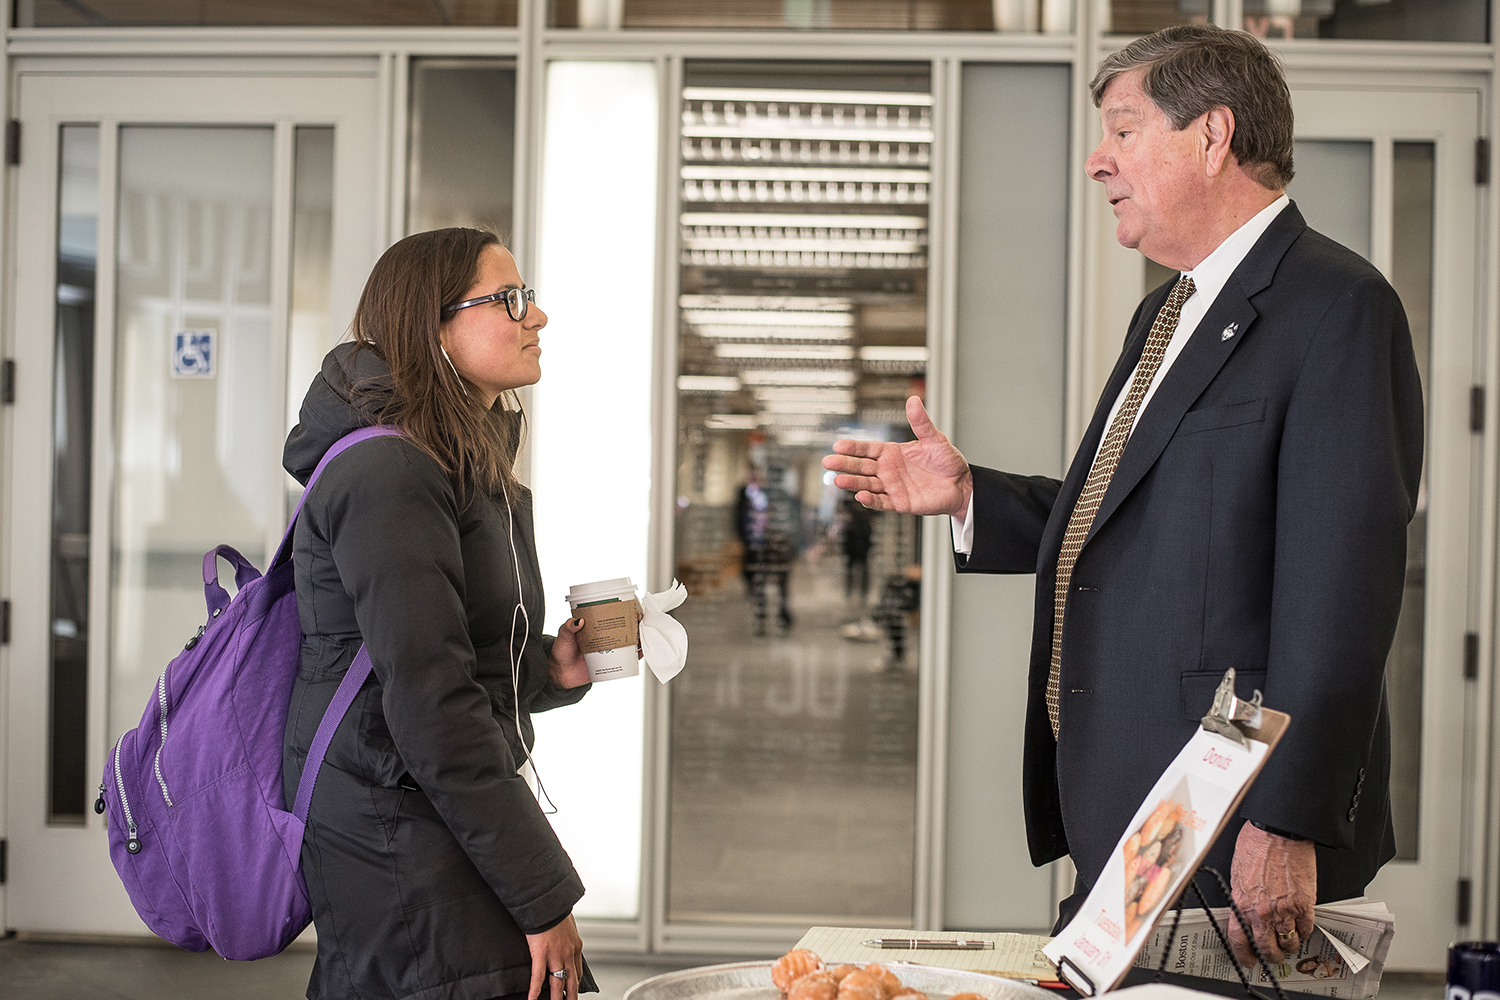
left=1090, top=24, right=1294, bottom=189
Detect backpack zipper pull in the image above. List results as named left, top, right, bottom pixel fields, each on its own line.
left=94, top=783, right=106, bottom=814
left=184, top=624, right=206, bottom=651
left=127, top=821, right=141, bottom=854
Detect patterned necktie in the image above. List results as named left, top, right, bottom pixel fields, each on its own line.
left=1046, top=275, right=1196, bottom=739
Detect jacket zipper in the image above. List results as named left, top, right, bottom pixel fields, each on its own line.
left=112, top=735, right=141, bottom=854
left=153, top=669, right=173, bottom=807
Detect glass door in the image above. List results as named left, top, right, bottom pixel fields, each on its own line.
left=5, top=67, right=381, bottom=936
left=1284, top=84, right=1480, bottom=969
left=665, top=62, right=932, bottom=929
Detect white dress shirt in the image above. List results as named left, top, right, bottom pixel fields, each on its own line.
left=952, top=194, right=1290, bottom=554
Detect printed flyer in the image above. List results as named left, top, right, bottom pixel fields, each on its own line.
left=1043, top=672, right=1288, bottom=995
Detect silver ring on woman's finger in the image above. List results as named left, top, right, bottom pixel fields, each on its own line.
left=550, top=969, right=568, bottom=981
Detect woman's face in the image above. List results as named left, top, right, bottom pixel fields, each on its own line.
left=439, top=244, right=548, bottom=407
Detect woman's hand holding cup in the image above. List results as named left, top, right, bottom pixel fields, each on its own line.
left=547, top=617, right=591, bottom=689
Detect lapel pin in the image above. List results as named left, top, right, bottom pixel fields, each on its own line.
left=1220, top=322, right=1239, bottom=342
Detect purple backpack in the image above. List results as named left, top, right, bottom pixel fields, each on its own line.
left=97, top=426, right=399, bottom=960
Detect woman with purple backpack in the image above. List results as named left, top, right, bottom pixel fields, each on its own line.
left=281, top=228, right=596, bottom=1000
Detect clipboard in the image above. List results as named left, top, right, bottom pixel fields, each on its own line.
left=1042, top=668, right=1290, bottom=996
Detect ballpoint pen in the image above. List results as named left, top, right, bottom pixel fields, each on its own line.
left=861, top=939, right=994, bottom=950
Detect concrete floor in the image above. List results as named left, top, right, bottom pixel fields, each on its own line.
left=0, top=935, right=1448, bottom=1000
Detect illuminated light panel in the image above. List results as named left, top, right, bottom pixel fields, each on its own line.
left=739, top=368, right=857, bottom=386
left=859, top=346, right=929, bottom=362
left=715, top=344, right=854, bottom=360
left=531, top=59, right=656, bottom=923
left=758, top=399, right=856, bottom=414
left=706, top=413, right=758, bottom=430
left=682, top=237, right=926, bottom=254
left=683, top=87, right=934, bottom=106
left=753, top=386, right=855, bottom=403
left=677, top=375, right=742, bottom=392
left=690, top=325, right=852, bottom=342
left=682, top=165, right=931, bottom=184
left=680, top=213, right=925, bottom=230
left=758, top=411, right=832, bottom=425
left=681, top=310, right=853, bottom=327
left=684, top=127, right=935, bottom=145
left=680, top=294, right=853, bottom=311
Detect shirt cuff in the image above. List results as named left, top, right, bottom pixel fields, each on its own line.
left=951, top=492, right=976, bottom=555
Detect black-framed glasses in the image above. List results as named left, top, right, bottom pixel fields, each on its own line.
left=443, top=286, right=537, bottom=322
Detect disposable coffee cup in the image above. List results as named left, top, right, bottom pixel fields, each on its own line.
left=566, top=578, right=642, bottom=682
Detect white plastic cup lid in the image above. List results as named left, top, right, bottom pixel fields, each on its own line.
left=567, top=577, right=636, bottom=603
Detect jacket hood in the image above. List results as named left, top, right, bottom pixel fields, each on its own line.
left=283, top=342, right=393, bottom=485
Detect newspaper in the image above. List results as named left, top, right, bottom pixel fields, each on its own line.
left=1131, top=898, right=1395, bottom=998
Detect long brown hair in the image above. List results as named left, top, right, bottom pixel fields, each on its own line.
left=348, top=227, right=526, bottom=499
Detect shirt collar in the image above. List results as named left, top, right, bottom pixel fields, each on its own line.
left=1179, top=193, right=1291, bottom=309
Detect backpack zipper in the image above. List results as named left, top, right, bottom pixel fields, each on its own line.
left=112, top=734, right=141, bottom=854
left=152, top=668, right=173, bottom=807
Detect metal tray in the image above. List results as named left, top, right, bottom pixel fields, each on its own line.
left=622, top=961, right=1056, bottom=1000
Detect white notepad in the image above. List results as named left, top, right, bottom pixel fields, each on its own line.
left=792, top=926, right=1059, bottom=982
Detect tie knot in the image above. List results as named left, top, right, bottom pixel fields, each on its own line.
left=1169, top=275, right=1196, bottom=306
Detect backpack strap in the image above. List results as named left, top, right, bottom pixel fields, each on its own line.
left=281, top=425, right=402, bottom=830
left=273, top=424, right=405, bottom=569
left=291, top=644, right=374, bottom=826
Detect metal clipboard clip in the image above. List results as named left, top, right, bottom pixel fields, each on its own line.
left=1200, top=667, right=1264, bottom=749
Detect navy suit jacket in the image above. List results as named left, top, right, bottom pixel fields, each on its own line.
left=960, top=203, right=1422, bottom=901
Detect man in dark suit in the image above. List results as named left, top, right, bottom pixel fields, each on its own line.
left=824, top=24, right=1421, bottom=966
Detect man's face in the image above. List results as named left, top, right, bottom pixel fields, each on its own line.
left=1086, top=69, right=1210, bottom=266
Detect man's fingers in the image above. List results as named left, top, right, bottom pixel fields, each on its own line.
left=1253, top=908, right=1289, bottom=965
left=1294, top=906, right=1315, bottom=942
left=905, top=396, right=937, bottom=440
left=832, top=473, right=884, bottom=495
left=528, top=957, right=545, bottom=1000
left=854, top=490, right=894, bottom=511
left=828, top=438, right=883, bottom=459
left=823, top=453, right=879, bottom=476
left=1227, top=915, right=1257, bottom=967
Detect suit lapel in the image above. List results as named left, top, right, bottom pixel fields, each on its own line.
left=1041, top=285, right=1169, bottom=555
left=1083, top=203, right=1308, bottom=544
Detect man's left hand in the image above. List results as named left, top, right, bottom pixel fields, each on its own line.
left=1228, top=822, right=1316, bottom=966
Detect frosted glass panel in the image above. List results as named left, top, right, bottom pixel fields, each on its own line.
left=947, top=62, right=1070, bottom=931
left=1243, top=0, right=1485, bottom=42
left=531, top=61, right=659, bottom=922
left=1385, top=142, right=1435, bottom=862
left=50, top=124, right=99, bottom=823
left=1287, top=139, right=1373, bottom=262
left=286, top=126, right=337, bottom=519
left=108, top=127, right=276, bottom=745
left=408, top=61, right=516, bottom=239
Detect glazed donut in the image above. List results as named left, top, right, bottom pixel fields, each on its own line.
left=789, top=972, right=838, bottom=1000
left=773, top=950, right=825, bottom=994
left=836, top=970, right=887, bottom=1000
left=862, top=963, right=904, bottom=998
left=827, top=965, right=860, bottom=985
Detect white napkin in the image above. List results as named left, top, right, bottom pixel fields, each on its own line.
left=639, top=580, right=689, bottom=683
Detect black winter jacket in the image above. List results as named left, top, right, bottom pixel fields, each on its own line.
left=281, top=343, right=590, bottom=1000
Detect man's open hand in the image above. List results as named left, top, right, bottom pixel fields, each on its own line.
left=822, top=396, right=973, bottom=518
